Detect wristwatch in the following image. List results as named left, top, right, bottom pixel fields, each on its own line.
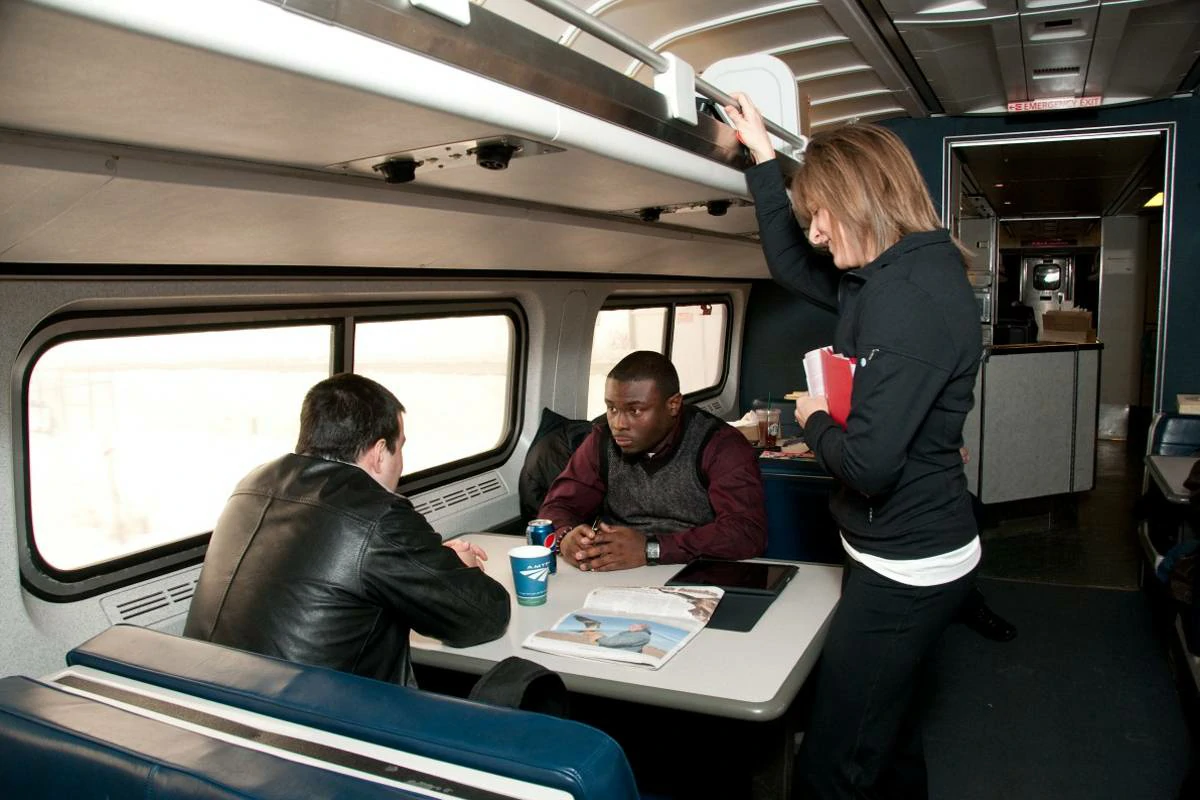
left=644, top=535, right=661, bottom=566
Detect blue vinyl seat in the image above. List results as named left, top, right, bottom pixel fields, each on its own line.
left=3, top=624, right=640, bottom=800
left=1147, top=412, right=1200, bottom=457
left=0, top=675, right=431, bottom=799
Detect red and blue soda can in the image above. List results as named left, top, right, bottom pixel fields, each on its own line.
left=525, top=518, right=557, bottom=574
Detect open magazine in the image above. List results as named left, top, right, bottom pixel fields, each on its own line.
left=522, top=586, right=724, bottom=669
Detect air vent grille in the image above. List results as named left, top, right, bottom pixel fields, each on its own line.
left=412, top=472, right=509, bottom=521
left=1032, top=66, right=1081, bottom=79
left=101, top=567, right=201, bottom=627
left=1029, top=19, right=1085, bottom=42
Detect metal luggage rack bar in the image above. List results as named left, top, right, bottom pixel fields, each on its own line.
left=523, top=0, right=809, bottom=156
left=269, top=0, right=753, bottom=168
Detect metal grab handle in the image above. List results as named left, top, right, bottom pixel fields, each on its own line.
left=521, top=0, right=808, bottom=154
left=692, top=77, right=805, bottom=155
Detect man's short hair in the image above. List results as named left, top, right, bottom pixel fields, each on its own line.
left=607, top=351, right=680, bottom=397
left=296, top=373, right=406, bottom=462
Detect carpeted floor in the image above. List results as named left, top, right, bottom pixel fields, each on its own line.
left=925, top=439, right=1193, bottom=798
left=976, top=440, right=1145, bottom=590
left=924, top=578, right=1191, bottom=799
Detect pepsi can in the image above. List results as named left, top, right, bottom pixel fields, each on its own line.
left=525, top=518, right=557, bottom=574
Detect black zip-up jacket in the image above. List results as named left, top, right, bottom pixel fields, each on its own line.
left=747, top=159, right=980, bottom=559
left=184, top=453, right=510, bottom=685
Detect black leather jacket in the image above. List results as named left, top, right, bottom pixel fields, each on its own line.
left=184, top=454, right=510, bottom=686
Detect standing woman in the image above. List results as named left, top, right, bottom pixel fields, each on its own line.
left=725, top=93, right=982, bottom=799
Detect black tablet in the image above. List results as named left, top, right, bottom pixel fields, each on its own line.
left=665, top=559, right=798, bottom=596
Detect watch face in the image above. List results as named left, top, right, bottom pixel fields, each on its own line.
left=646, top=540, right=661, bottom=559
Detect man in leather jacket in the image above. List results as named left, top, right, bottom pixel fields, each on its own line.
left=184, top=373, right=510, bottom=687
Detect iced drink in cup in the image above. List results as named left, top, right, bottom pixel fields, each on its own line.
left=755, top=408, right=781, bottom=447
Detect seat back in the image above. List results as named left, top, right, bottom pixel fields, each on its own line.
left=0, top=675, right=428, bottom=799
left=61, top=625, right=639, bottom=800
left=1147, top=412, right=1200, bottom=456
left=758, top=456, right=842, bottom=563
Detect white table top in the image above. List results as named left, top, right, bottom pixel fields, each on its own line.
left=412, top=533, right=842, bottom=721
left=1146, top=455, right=1197, bottom=504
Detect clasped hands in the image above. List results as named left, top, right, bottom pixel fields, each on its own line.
left=559, top=522, right=646, bottom=572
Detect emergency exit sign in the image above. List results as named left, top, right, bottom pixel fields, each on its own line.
left=1008, top=96, right=1103, bottom=112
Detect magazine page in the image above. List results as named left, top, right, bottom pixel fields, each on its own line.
left=580, top=586, right=723, bottom=623
left=521, top=586, right=723, bottom=669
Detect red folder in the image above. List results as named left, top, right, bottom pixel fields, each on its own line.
left=819, top=348, right=855, bottom=428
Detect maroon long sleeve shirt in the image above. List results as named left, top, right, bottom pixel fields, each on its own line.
left=536, top=418, right=768, bottom=564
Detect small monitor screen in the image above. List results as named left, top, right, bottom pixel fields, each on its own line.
left=1033, top=264, right=1062, bottom=291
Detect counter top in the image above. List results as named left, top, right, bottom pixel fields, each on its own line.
left=987, top=341, right=1103, bottom=355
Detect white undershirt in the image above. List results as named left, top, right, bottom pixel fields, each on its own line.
left=841, top=534, right=981, bottom=587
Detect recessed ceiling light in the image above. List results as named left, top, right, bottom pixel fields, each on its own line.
left=994, top=183, right=1004, bottom=188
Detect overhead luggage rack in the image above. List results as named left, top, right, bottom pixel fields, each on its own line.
left=0, top=0, right=803, bottom=269
left=269, top=0, right=806, bottom=170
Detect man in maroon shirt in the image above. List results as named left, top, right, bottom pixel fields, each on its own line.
left=538, top=351, right=767, bottom=571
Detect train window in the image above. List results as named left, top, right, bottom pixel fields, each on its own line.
left=586, top=300, right=729, bottom=418
left=354, top=314, right=515, bottom=475
left=587, top=307, right=668, bottom=418
left=672, top=302, right=727, bottom=395
left=27, top=325, right=331, bottom=572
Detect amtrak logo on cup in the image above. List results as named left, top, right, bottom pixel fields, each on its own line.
left=509, top=544, right=552, bottom=606
left=520, top=564, right=551, bottom=582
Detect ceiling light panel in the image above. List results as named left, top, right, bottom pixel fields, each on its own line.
left=623, top=6, right=839, bottom=82
left=887, top=6, right=1020, bottom=114
left=773, top=42, right=880, bottom=88
left=564, top=0, right=822, bottom=75
left=883, top=0, right=1018, bottom=26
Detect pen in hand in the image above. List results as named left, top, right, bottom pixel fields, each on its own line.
left=573, top=517, right=601, bottom=570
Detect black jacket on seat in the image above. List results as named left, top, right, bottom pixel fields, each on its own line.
left=184, top=453, right=510, bottom=686
left=518, top=408, right=597, bottom=519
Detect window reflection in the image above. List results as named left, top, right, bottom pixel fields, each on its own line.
left=28, top=326, right=331, bottom=571
left=586, top=302, right=727, bottom=419
left=587, top=308, right=666, bottom=419
left=672, top=303, right=727, bottom=395
left=355, top=315, right=514, bottom=475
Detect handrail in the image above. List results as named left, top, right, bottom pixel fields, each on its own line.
left=521, top=0, right=808, bottom=154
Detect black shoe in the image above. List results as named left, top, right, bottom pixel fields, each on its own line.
left=961, top=602, right=1017, bottom=642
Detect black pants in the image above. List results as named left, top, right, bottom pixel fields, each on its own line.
left=794, top=557, right=976, bottom=799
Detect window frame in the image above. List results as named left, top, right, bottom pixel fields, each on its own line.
left=592, top=294, right=733, bottom=403
left=14, top=300, right=526, bottom=601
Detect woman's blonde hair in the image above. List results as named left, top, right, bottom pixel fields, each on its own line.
left=790, top=123, right=970, bottom=265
